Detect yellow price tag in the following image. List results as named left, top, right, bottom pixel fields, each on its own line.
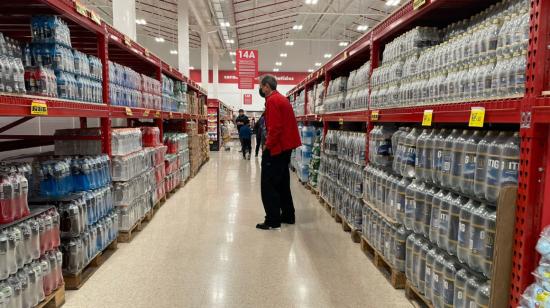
left=371, top=110, right=379, bottom=121
left=90, top=10, right=101, bottom=25
left=155, top=111, right=161, bottom=118
left=422, top=110, right=433, bottom=126
left=169, top=112, right=173, bottom=119
left=339, top=118, right=344, bottom=125
left=123, top=35, right=132, bottom=47
left=30, top=101, right=48, bottom=116
left=143, top=109, right=150, bottom=117
left=75, top=1, right=88, bottom=16
left=125, top=107, right=133, bottom=116
left=144, top=49, right=150, bottom=57
left=413, top=0, right=427, bottom=10
left=469, top=107, right=485, bottom=127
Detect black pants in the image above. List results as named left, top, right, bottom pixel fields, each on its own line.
left=255, top=136, right=261, bottom=156
left=261, top=150, right=295, bottom=225
left=242, top=138, right=252, bottom=157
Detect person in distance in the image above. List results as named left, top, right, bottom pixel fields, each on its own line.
left=235, top=109, right=249, bottom=152
left=257, top=75, right=302, bottom=230
left=254, top=111, right=266, bottom=157
left=239, top=123, right=252, bottom=160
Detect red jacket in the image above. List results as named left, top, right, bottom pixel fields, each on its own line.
left=264, top=90, right=302, bottom=156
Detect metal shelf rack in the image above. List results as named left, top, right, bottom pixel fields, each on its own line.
left=287, top=0, right=550, bottom=306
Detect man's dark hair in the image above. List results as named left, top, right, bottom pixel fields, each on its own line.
left=239, top=109, right=244, bottom=113
left=260, top=75, right=277, bottom=91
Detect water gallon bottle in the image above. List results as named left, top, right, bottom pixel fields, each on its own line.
left=457, top=199, right=478, bottom=264
left=432, top=129, right=450, bottom=185
left=432, top=251, right=446, bottom=308
left=396, top=177, right=411, bottom=225
left=448, top=195, right=468, bottom=256
left=474, top=131, right=498, bottom=200
left=406, top=233, right=416, bottom=283
left=405, top=180, right=418, bottom=231
left=425, top=247, right=438, bottom=303
left=464, top=275, right=483, bottom=308
left=402, top=128, right=420, bottom=178
left=453, top=268, right=470, bottom=308
left=413, top=181, right=427, bottom=235
left=415, top=129, right=430, bottom=181
left=482, top=205, right=496, bottom=278
left=451, top=130, right=470, bottom=191
left=443, top=256, right=462, bottom=307
left=441, top=129, right=461, bottom=188
left=7, top=274, right=22, bottom=308
left=485, top=131, right=511, bottom=203
left=461, top=130, right=485, bottom=196
left=492, top=131, right=520, bottom=204
left=438, top=192, right=455, bottom=251
left=418, top=239, right=431, bottom=295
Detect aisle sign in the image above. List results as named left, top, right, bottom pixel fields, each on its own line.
left=371, top=110, right=379, bottom=121
left=236, top=49, right=258, bottom=89
left=413, top=0, right=427, bottom=10
left=243, top=94, right=253, bottom=105
left=469, top=107, right=485, bottom=127
left=30, top=101, right=48, bottom=116
left=422, top=110, right=433, bottom=126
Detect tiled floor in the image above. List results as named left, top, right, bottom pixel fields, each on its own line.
left=64, top=149, right=413, bottom=308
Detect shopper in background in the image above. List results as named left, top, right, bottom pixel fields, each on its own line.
left=235, top=109, right=249, bottom=153
left=257, top=75, right=302, bottom=230
left=239, top=123, right=252, bottom=160
left=254, top=112, right=266, bottom=157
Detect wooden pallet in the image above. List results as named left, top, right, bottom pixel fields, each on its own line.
left=117, top=218, right=142, bottom=243
left=35, top=285, right=65, bottom=308
left=405, top=280, right=433, bottom=308
left=64, top=239, right=118, bottom=290
left=142, top=208, right=154, bottom=222
left=360, top=236, right=406, bottom=289
left=334, top=211, right=343, bottom=223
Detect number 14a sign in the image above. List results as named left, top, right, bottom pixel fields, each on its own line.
left=236, top=49, right=258, bottom=90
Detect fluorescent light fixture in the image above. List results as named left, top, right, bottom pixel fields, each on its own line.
left=136, top=19, right=147, bottom=25
left=220, top=21, right=230, bottom=27
left=170, top=50, right=178, bottom=55
left=275, top=62, right=282, bottom=66
left=305, top=0, right=318, bottom=4
left=280, top=53, right=288, bottom=57
left=189, top=66, right=195, bottom=70
left=229, top=51, right=236, bottom=56
left=324, top=53, right=332, bottom=58
left=232, top=61, right=236, bottom=64
left=339, top=41, right=349, bottom=47
left=308, top=69, right=314, bottom=73
left=315, top=62, right=322, bottom=66
left=292, top=24, right=303, bottom=30
left=226, top=39, right=235, bottom=44
left=357, top=25, right=369, bottom=31
left=273, top=68, right=280, bottom=72
left=285, top=41, right=295, bottom=46
left=155, top=37, right=165, bottom=43
left=386, top=0, right=400, bottom=6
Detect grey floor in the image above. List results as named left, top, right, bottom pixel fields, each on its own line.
left=64, top=148, right=413, bottom=308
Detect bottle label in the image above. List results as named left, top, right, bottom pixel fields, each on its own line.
left=463, top=152, right=476, bottom=179
left=486, top=156, right=501, bottom=187
left=501, top=158, right=519, bottom=186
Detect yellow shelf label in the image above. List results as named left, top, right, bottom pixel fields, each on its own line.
left=30, top=101, right=48, bottom=116
left=90, top=10, right=101, bottom=25
left=143, top=109, right=150, bottom=117
left=422, top=109, right=433, bottom=126
left=75, top=1, right=88, bottom=16
left=339, top=118, right=344, bottom=125
left=413, top=0, right=427, bottom=10
left=469, top=107, right=485, bottom=128
left=123, top=35, right=132, bottom=47
left=144, top=48, right=150, bottom=57
left=169, top=112, right=173, bottom=119
left=125, top=107, right=133, bottom=116
left=155, top=111, right=161, bottom=118
left=371, top=110, right=379, bottom=121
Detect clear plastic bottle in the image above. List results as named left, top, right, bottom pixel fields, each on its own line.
left=485, top=131, right=512, bottom=203
left=404, top=180, right=418, bottom=231
left=441, top=129, right=461, bottom=188
left=460, top=130, right=485, bottom=196
left=474, top=131, right=497, bottom=200
left=415, top=129, right=430, bottom=181
left=432, top=129, right=450, bottom=185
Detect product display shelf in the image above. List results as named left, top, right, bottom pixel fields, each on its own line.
left=207, top=99, right=233, bottom=151
left=287, top=0, right=550, bottom=305
left=0, top=205, right=53, bottom=231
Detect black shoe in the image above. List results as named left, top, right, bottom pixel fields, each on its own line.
left=281, top=217, right=295, bottom=225
left=256, top=222, right=281, bottom=230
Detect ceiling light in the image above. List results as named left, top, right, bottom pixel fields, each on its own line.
left=315, top=62, right=322, bottom=66
left=220, top=21, right=230, bottom=27
left=285, top=41, right=294, bottom=46
left=226, top=39, right=235, bottom=44
left=229, top=51, right=236, bottom=56
left=275, top=62, right=282, bottom=66
left=357, top=25, right=369, bottom=31
left=232, top=61, right=236, bottom=64
left=273, top=68, right=280, bottom=72
left=170, top=50, right=178, bottom=55
left=280, top=53, right=287, bottom=57
left=308, top=69, right=314, bottom=73
left=339, top=41, right=349, bottom=47
left=136, top=19, right=147, bottom=25
left=305, top=0, right=318, bottom=4
left=155, top=37, right=165, bottom=43
left=189, top=66, right=194, bottom=70
left=324, top=53, right=332, bottom=58
left=292, top=24, right=303, bottom=30
left=386, top=0, right=400, bottom=6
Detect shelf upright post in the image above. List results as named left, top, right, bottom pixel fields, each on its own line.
left=366, top=33, right=377, bottom=166
left=98, top=29, right=112, bottom=156
left=155, top=61, right=164, bottom=141
left=509, top=0, right=550, bottom=305
left=304, top=84, right=309, bottom=118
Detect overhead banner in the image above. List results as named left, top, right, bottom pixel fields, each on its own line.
left=189, top=70, right=308, bottom=86
left=243, top=94, right=253, bottom=105
left=236, top=49, right=258, bottom=89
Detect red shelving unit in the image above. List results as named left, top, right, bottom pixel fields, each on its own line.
left=288, top=0, right=550, bottom=306
left=0, top=0, right=207, bottom=156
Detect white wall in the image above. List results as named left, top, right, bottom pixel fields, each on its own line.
left=205, top=83, right=294, bottom=112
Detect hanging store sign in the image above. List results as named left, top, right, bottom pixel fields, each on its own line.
left=236, top=49, right=258, bottom=89
left=30, top=101, right=48, bottom=116
left=243, top=94, right=253, bottom=105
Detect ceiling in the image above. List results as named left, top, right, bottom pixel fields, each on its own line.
left=83, top=0, right=400, bottom=72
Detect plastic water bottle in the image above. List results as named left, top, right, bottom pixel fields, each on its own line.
left=441, top=129, right=461, bottom=188
left=432, top=129, right=450, bottom=185
left=451, top=130, right=470, bottom=191
left=491, top=132, right=520, bottom=204
left=402, top=128, right=420, bottom=178
left=460, top=130, right=485, bottom=196
left=474, top=131, right=497, bottom=200
left=415, top=129, right=430, bottom=181
left=484, top=131, right=512, bottom=203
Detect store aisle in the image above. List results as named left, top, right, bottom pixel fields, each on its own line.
left=64, top=149, right=413, bottom=308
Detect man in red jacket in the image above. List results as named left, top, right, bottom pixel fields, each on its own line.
left=257, top=75, right=302, bottom=230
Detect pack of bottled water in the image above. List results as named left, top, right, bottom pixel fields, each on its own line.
left=519, top=226, right=550, bottom=307
left=111, top=150, right=150, bottom=182
left=323, top=76, right=348, bottom=113
left=161, top=74, right=187, bottom=112
left=111, top=128, right=143, bottom=156
left=108, top=61, right=162, bottom=109
left=0, top=167, right=30, bottom=224
left=344, top=61, right=370, bottom=111
left=24, top=66, right=58, bottom=97
left=163, top=133, right=189, bottom=154
left=0, top=33, right=27, bottom=95
left=371, top=0, right=529, bottom=109
left=31, top=16, right=71, bottom=47
left=308, top=130, right=322, bottom=188
left=116, top=193, right=149, bottom=232
left=54, top=128, right=103, bottom=156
